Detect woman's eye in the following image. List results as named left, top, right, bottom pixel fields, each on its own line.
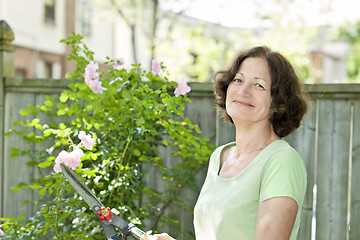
left=255, top=83, right=265, bottom=89
left=233, top=78, right=242, bottom=83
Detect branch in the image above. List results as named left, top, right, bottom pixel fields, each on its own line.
left=110, top=0, right=132, bottom=27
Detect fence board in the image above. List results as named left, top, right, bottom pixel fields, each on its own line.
left=316, top=100, right=351, bottom=240
left=286, top=100, right=317, bottom=240
left=350, top=100, right=360, bottom=240
left=3, top=92, right=37, bottom=218
left=216, top=113, right=235, bottom=146
left=182, top=96, right=218, bottom=239
left=185, top=96, right=217, bottom=143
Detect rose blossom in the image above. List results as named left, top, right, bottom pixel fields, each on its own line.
left=53, top=149, right=84, bottom=173
left=87, top=79, right=107, bottom=94
left=84, top=61, right=107, bottom=94
left=84, top=61, right=99, bottom=84
left=78, top=131, right=96, bottom=150
left=174, top=78, right=191, bottom=97
left=152, top=59, right=161, bottom=75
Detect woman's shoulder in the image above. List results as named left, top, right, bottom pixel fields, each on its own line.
left=213, top=141, right=236, bottom=155
left=209, top=141, right=236, bottom=163
left=266, top=140, right=300, bottom=157
left=266, top=140, right=306, bottom=170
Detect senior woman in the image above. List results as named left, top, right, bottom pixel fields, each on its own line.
left=142, top=46, right=308, bottom=240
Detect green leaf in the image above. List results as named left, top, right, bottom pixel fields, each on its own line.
left=136, top=117, right=145, bottom=126
left=19, top=109, right=31, bottom=115
left=162, top=97, right=171, bottom=105
left=82, top=169, right=96, bottom=177
left=31, top=118, right=40, bottom=125
left=44, top=99, right=54, bottom=107
left=38, top=161, right=53, bottom=168
left=9, top=148, right=20, bottom=158
left=60, top=92, right=69, bottom=103
left=59, top=122, right=67, bottom=130
left=45, top=181, right=52, bottom=187
left=5, top=129, right=14, bottom=136
left=133, top=149, right=141, bottom=156
left=57, top=109, right=66, bottom=115
left=34, top=123, right=43, bottom=130
left=29, top=184, right=42, bottom=190
left=90, top=153, right=98, bottom=160
left=11, top=182, right=28, bottom=191
left=39, top=188, right=47, bottom=195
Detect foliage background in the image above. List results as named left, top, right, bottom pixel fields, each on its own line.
left=0, top=33, right=213, bottom=239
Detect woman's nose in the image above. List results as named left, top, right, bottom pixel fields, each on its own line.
left=237, top=83, right=251, bottom=96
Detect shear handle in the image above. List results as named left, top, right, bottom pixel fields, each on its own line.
left=125, top=224, right=146, bottom=239
left=109, top=224, right=145, bottom=240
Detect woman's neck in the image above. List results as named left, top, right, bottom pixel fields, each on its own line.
left=233, top=121, right=280, bottom=156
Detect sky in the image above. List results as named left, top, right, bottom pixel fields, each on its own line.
left=160, top=0, right=360, bottom=28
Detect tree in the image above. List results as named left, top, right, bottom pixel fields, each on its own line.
left=333, top=20, right=360, bottom=82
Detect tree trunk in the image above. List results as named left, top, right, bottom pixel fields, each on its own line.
left=149, top=0, right=159, bottom=65
left=130, top=24, right=138, bottom=65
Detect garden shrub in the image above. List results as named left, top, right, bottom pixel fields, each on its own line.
left=0, top=33, right=214, bottom=239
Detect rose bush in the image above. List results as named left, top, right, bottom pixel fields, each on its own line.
left=0, top=33, right=213, bottom=239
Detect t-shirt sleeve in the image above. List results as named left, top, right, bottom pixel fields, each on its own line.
left=259, top=149, right=307, bottom=207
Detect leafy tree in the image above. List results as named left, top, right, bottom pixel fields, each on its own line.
left=333, top=20, right=360, bottom=82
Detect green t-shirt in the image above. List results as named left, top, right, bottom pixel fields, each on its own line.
left=193, top=140, right=307, bottom=240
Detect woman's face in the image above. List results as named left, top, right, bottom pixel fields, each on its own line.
left=225, top=57, right=272, bottom=125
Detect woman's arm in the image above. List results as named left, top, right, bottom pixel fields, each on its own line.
left=255, top=196, right=298, bottom=240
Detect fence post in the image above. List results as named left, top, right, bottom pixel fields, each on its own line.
left=0, top=20, right=14, bottom=218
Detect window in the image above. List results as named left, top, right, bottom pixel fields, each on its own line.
left=15, top=69, right=27, bottom=78
left=81, top=1, right=92, bottom=36
left=44, top=61, right=53, bottom=78
left=44, top=0, right=56, bottom=24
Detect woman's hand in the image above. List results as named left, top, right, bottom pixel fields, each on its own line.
left=141, top=232, right=175, bottom=240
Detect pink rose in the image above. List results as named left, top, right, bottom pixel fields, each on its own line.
left=152, top=59, right=161, bottom=75
left=84, top=61, right=107, bottom=94
left=68, top=149, right=84, bottom=170
left=53, top=149, right=83, bottom=172
left=117, top=58, right=125, bottom=66
left=0, top=228, right=4, bottom=236
left=84, top=61, right=99, bottom=84
left=78, top=131, right=96, bottom=150
left=174, top=78, right=191, bottom=97
left=112, top=58, right=125, bottom=69
left=53, top=150, right=71, bottom=173
left=87, top=79, right=107, bottom=94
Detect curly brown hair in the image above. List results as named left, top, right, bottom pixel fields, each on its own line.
left=213, top=46, right=308, bottom=138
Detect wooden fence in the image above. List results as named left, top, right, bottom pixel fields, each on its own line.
left=1, top=20, right=360, bottom=239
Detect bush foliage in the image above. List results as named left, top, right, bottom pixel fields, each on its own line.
left=0, top=33, right=214, bottom=239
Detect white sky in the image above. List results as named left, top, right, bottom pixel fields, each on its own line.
left=160, top=0, right=360, bottom=28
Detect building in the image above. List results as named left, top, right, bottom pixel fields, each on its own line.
left=310, top=42, right=348, bottom=83
left=0, top=0, right=243, bottom=82
left=2, top=0, right=345, bottom=83
left=0, top=0, right=120, bottom=79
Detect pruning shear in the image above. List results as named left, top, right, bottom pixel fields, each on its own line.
left=60, top=163, right=147, bottom=239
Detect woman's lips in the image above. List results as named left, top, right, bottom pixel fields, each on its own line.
left=233, top=100, right=254, bottom=107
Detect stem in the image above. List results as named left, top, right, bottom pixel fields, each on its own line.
left=120, top=133, right=133, bottom=166
left=54, top=183, right=62, bottom=239
left=150, top=167, right=203, bottom=231
left=108, top=132, right=133, bottom=205
left=151, top=192, right=174, bottom=231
